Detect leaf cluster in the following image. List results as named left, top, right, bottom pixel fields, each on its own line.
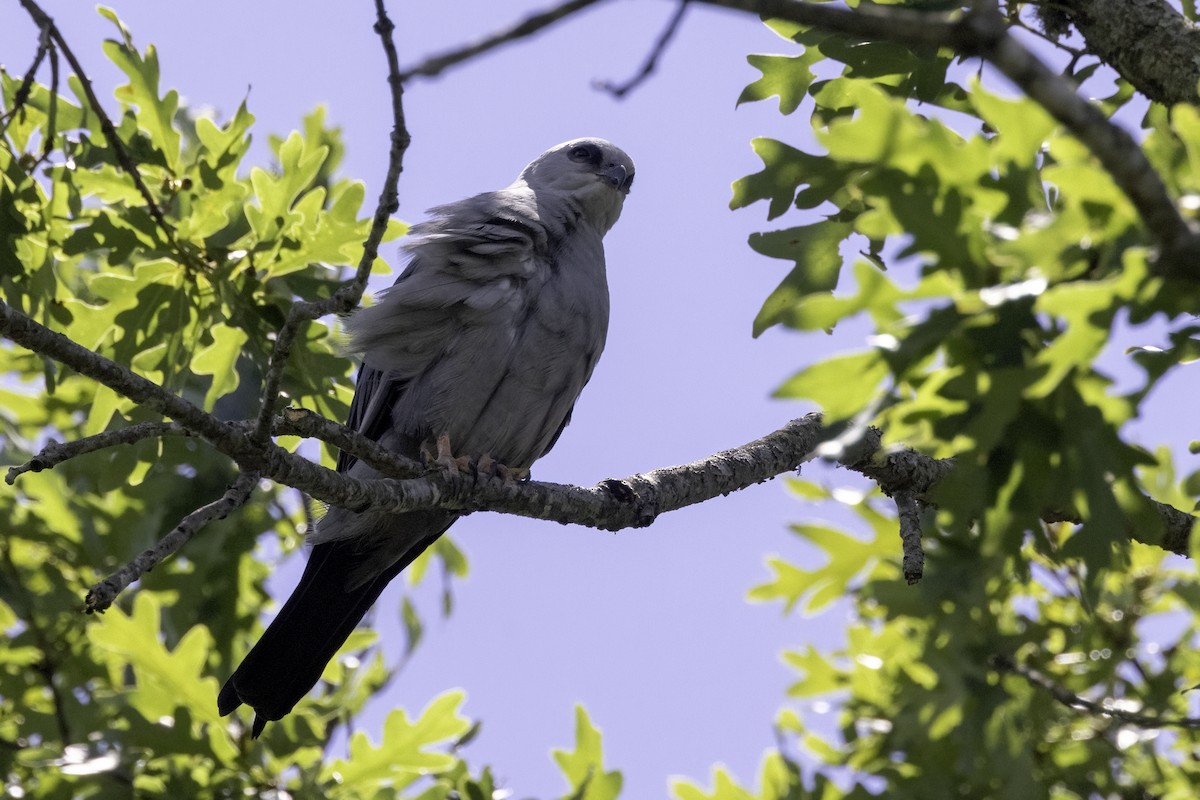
left=670, top=4, right=1200, bottom=797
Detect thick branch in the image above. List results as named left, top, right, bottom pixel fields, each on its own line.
left=84, top=472, right=259, bottom=612
left=1052, top=0, right=1200, bottom=106
left=398, top=0, right=609, bottom=82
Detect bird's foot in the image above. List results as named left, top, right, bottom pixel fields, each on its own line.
left=422, top=435, right=530, bottom=482
left=475, top=454, right=530, bottom=483
left=422, top=433, right=472, bottom=475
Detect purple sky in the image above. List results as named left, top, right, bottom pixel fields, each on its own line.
left=4, top=2, right=1194, bottom=797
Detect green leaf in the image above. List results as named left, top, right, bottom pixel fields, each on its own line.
left=737, top=52, right=821, bottom=114
left=774, top=350, right=888, bottom=421
left=191, top=323, right=249, bottom=410
left=88, top=594, right=229, bottom=734
left=101, top=29, right=181, bottom=172
left=553, top=706, right=623, bottom=800
left=322, top=691, right=472, bottom=793
left=750, top=220, right=853, bottom=336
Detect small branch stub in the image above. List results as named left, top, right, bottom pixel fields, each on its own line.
left=894, top=489, right=925, bottom=584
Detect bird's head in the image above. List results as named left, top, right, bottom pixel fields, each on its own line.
left=519, top=138, right=635, bottom=233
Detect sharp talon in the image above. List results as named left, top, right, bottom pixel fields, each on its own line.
left=476, top=454, right=495, bottom=478
left=495, top=464, right=530, bottom=483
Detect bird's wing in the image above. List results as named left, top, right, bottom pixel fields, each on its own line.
left=336, top=362, right=405, bottom=472
left=344, top=189, right=544, bottom=381
left=336, top=189, right=545, bottom=470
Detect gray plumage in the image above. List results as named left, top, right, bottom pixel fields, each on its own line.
left=218, top=138, right=635, bottom=736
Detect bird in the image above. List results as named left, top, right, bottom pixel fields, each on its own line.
left=218, top=138, right=635, bottom=738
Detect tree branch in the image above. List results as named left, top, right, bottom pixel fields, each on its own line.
left=894, top=489, right=925, bottom=584
left=249, top=0, right=413, bottom=447
left=398, top=0, right=610, bottom=82
left=992, top=654, right=1200, bottom=730
left=1048, top=0, right=1200, bottom=106
left=692, top=0, right=1200, bottom=278
left=84, top=471, right=259, bottom=613
left=0, top=300, right=255, bottom=461
left=596, top=0, right=691, bottom=98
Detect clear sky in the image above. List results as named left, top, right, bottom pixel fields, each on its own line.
left=3, top=2, right=1194, bottom=797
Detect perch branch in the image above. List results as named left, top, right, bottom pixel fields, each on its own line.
left=992, top=654, right=1200, bottom=730
left=596, top=0, right=690, bottom=98
left=84, top=471, right=259, bottom=612
left=398, top=0, right=609, bottom=82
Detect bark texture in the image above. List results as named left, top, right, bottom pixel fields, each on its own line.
left=1057, top=0, right=1200, bottom=105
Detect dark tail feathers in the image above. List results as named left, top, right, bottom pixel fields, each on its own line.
left=218, top=532, right=440, bottom=737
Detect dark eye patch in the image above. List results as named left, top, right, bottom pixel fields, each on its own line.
left=568, top=143, right=602, bottom=165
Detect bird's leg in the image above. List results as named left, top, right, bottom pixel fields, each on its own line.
left=421, top=433, right=472, bottom=474
left=437, top=433, right=473, bottom=473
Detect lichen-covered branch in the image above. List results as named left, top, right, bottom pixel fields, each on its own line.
left=1047, top=0, right=1200, bottom=106
left=0, top=300, right=254, bottom=460
left=894, top=490, right=925, bottom=584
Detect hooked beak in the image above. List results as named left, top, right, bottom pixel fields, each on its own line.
left=600, top=163, right=627, bottom=189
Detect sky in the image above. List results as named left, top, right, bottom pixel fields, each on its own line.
left=3, top=1, right=1196, bottom=798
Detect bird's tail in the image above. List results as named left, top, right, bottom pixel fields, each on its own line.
left=218, top=517, right=450, bottom=737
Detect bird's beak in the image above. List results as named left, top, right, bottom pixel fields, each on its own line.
left=601, top=164, right=627, bottom=189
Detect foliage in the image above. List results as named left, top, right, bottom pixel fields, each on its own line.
left=0, top=11, right=612, bottom=798
left=5, top=2, right=1200, bottom=799
left=668, top=5, right=1200, bottom=798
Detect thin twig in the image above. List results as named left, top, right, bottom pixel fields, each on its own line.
left=84, top=471, right=259, bottom=612
left=894, top=489, right=924, bottom=584
left=398, top=0, right=609, bottom=82
left=993, top=654, right=1200, bottom=730
left=40, top=41, right=58, bottom=167
left=0, top=17, right=51, bottom=131
left=6, top=421, right=181, bottom=484
left=596, top=0, right=690, bottom=98
left=249, top=0, right=412, bottom=447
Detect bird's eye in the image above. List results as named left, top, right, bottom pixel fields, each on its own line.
left=568, top=144, right=600, bottom=164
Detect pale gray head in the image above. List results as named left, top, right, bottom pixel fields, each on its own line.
left=518, top=138, right=635, bottom=233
